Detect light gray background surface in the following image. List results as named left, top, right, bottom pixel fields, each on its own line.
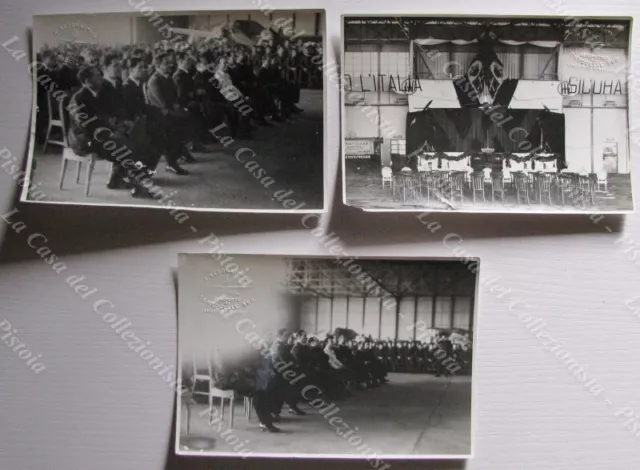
left=1, top=1, right=639, bottom=469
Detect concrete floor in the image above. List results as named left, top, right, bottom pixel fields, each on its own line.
left=26, top=90, right=324, bottom=211
left=178, top=373, right=472, bottom=458
left=345, top=169, right=634, bottom=212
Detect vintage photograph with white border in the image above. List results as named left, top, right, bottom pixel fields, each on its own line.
left=341, top=15, right=634, bottom=213
left=175, top=253, right=478, bottom=460
left=21, top=9, right=326, bottom=213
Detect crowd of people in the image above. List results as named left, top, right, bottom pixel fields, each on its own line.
left=34, top=31, right=323, bottom=198
left=193, top=328, right=472, bottom=433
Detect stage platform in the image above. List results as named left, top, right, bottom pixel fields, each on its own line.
left=26, top=90, right=324, bottom=211
left=178, top=372, right=472, bottom=457
left=345, top=169, right=633, bottom=212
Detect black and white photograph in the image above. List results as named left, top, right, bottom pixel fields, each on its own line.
left=176, top=253, right=477, bottom=459
left=342, top=15, right=634, bottom=212
left=22, top=10, right=325, bottom=212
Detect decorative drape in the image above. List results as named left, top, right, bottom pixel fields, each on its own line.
left=414, top=38, right=559, bottom=48
left=406, top=108, right=565, bottom=165
left=415, top=44, right=555, bottom=80
left=414, top=38, right=478, bottom=46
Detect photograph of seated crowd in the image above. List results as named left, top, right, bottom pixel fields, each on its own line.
left=27, top=11, right=325, bottom=209
left=178, top=255, right=476, bottom=457
left=342, top=16, right=633, bottom=212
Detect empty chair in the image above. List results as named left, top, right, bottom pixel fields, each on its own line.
left=597, top=171, right=608, bottom=193
left=502, top=167, right=513, bottom=186
left=43, top=90, right=66, bottom=153
left=482, top=167, right=492, bottom=183
left=559, top=173, right=579, bottom=206
left=470, top=172, right=485, bottom=203
left=209, top=387, right=236, bottom=428
left=448, top=172, right=465, bottom=205
left=381, top=166, right=393, bottom=189
left=188, top=350, right=239, bottom=429
left=490, top=173, right=506, bottom=204
left=514, top=173, right=531, bottom=205
left=399, top=171, right=417, bottom=203
left=190, top=351, right=212, bottom=402
left=537, top=174, right=554, bottom=206
left=580, top=174, right=596, bottom=206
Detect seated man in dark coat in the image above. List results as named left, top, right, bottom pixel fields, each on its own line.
left=145, top=51, right=189, bottom=175
left=100, top=53, right=125, bottom=122
left=173, top=51, right=207, bottom=155
left=67, top=65, right=154, bottom=198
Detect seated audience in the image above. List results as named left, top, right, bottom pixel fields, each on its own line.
left=35, top=29, right=323, bottom=195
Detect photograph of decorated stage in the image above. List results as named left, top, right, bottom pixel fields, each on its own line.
left=24, top=10, right=325, bottom=212
left=341, top=16, right=634, bottom=212
left=176, top=254, right=477, bottom=459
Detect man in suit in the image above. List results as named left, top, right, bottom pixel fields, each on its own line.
left=173, top=52, right=196, bottom=109
left=173, top=51, right=206, bottom=157
left=254, top=347, right=281, bottom=433
left=67, top=65, right=153, bottom=197
left=122, top=57, right=148, bottom=122
left=145, top=52, right=189, bottom=175
left=270, top=329, right=306, bottom=419
left=100, top=53, right=126, bottom=123
left=122, top=57, right=164, bottom=173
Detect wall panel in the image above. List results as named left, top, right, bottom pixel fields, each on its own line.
left=453, top=296, right=472, bottom=330
left=332, top=297, right=348, bottom=330
left=300, top=296, right=318, bottom=333
left=397, top=296, right=416, bottom=340
left=347, top=297, right=364, bottom=332
left=416, top=296, right=434, bottom=330
left=316, top=297, right=332, bottom=336
left=363, top=297, right=381, bottom=338
left=380, top=299, right=397, bottom=339
left=434, top=297, right=452, bottom=329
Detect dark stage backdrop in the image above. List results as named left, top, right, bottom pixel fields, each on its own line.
left=406, top=108, right=565, bottom=161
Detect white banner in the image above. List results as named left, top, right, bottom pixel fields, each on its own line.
left=560, top=47, right=628, bottom=95
left=345, top=139, right=374, bottom=155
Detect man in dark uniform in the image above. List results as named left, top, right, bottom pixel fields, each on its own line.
left=173, top=51, right=205, bottom=157
left=254, top=347, right=281, bottom=432
left=56, top=46, right=81, bottom=91
left=270, top=329, right=306, bottom=419
left=122, top=57, right=164, bottom=174
left=194, top=51, right=228, bottom=132
left=100, top=53, right=126, bottom=123
left=402, top=340, right=411, bottom=372
left=287, top=47, right=304, bottom=114
left=435, top=333, right=454, bottom=377
left=145, top=51, right=189, bottom=175
left=122, top=57, right=148, bottom=121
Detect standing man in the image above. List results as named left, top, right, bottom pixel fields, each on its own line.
left=254, top=348, right=281, bottom=433
left=270, top=329, right=306, bottom=419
